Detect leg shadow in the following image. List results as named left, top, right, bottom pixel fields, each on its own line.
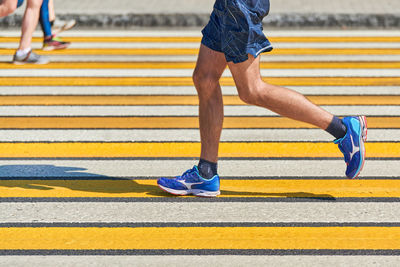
left=220, top=189, right=336, bottom=201
left=0, top=165, right=336, bottom=200
left=0, top=164, right=163, bottom=195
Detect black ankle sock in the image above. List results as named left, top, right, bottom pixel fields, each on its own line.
left=326, top=116, right=347, bottom=139
left=198, top=158, right=218, bottom=179
left=50, top=21, right=54, bottom=26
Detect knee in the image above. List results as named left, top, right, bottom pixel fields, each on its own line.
left=192, top=69, right=220, bottom=98
left=237, top=85, right=262, bottom=106
left=1, top=0, right=17, bottom=16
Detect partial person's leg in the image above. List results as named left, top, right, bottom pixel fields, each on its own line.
left=0, top=0, right=18, bottom=17
left=48, top=0, right=55, bottom=21
left=49, top=0, right=76, bottom=35
left=228, top=54, right=335, bottom=131
left=18, top=0, right=42, bottom=50
left=39, top=0, right=51, bottom=38
left=13, top=0, right=49, bottom=64
left=39, top=0, right=69, bottom=51
left=39, top=0, right=70, bottom=51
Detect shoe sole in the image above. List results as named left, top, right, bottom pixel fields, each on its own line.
left=350, top=115, right=367, bottom=179
left=158, top=184, right=220, bottom=197
left=13, top=60, right=49, bottom=65
left=42, top=43, right=70, bottom=51
left=53, top=21, right=77, bottom=35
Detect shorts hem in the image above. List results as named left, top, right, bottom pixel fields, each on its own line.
left=201, top=36, right=223, bottom=54
left=227, top=43, right=274, bottom=64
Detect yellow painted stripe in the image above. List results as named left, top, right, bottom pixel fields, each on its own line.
left=0, top=95, right=397, bottom=105
left=0, top=116, right=397, bottom=129
left=1, top=61, right=400, bottom=69
left=2, top=48, right=400, bottom=56
left=1, top=77, right=400, bottom=86
left=0, top=142, right=395, bottom=158
left=0, top=179, right=399, bottom=198
left=0, top=226, right=399, bottom=250
left=2, top=36, right=400, bottom=43
left=0, top=36, right=203, bottom=43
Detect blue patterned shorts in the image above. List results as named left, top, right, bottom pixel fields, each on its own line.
left=201, top=0, right=273, bottom=63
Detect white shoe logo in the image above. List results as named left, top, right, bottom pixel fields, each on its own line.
left=349, top=133, right=360, bottom=162
left=178, top=180, right=203, bottom=189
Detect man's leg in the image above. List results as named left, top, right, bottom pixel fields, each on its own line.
left=228, top=54, right=334, bottom=130
left=228, top=54, right=367, bottom=179
left=193, top=44, right=227, bottom=179
left=194, top=44, right=227, bottom=163
left=156, top=44, right=226, bottom=197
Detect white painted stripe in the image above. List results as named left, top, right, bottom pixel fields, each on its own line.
left=2, top=30, right=400, bottom=37
left=0, top=129, right=394, bottom=142
left=0, top=256, right=399, bottom=266
left=3, top=55, right=400, bottom=62
left=263, top=30, right=400, bottom=37
left=0, top=86, right=398, bottom=95
left=0, top=106, right=397, bottom=117
left=263, top=55, right=400, bottom=61
left=4, top=42, right=400, bottom=49
left=1, top=202, right=400, bottom=223
left=0, top=160, right=398, bottom=177
left=2, top=68, right=399, bottom=77
left=272, top=42, right=400, bottom=48
left=62, top=42, right=400, bottom=49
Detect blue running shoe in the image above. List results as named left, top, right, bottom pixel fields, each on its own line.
left=334, top=116, right=368, bottom=179
left=157, top=166, right=220, bottom=197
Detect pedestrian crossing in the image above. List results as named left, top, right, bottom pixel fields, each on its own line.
left=0, top=30, right=400, bottom=264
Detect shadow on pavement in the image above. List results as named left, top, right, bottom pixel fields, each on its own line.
left=0, top=164, right=336, bottom=200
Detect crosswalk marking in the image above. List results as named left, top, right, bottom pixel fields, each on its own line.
left=2, top=61, right=400, bottom=69
left=0, top=179, right=399, bottom=198
left=6, top=42, right=400, bottom=49
left=1, top=106, right=399, bottom=117
left=3, top=69, right=400, bottom=77
left=2, top=29, right=400, bottom=37
left=0, top=142, right=396, bottom=158
left=1, top=159, right=398, bottom=177
left=3, top=48, right=400, bottom=55
left=0, top=86, right=398, bottom=95
left=0, top=129, right=397, bottom=142
left=0, top=116, right=396, bottom=129
left=1, top=226, right=400, bottom=250
left=2, top=202, right=400, bottom=223
left=0, top=95, right=397, bottom=105
left=2, top=76, right=400, bottom=86
left=0, top=30, right=399, bottom=260
left=2, top=36, right=400, bottom=43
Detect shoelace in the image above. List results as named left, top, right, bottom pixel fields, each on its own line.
left=178, top=167, right=197, bottom=180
